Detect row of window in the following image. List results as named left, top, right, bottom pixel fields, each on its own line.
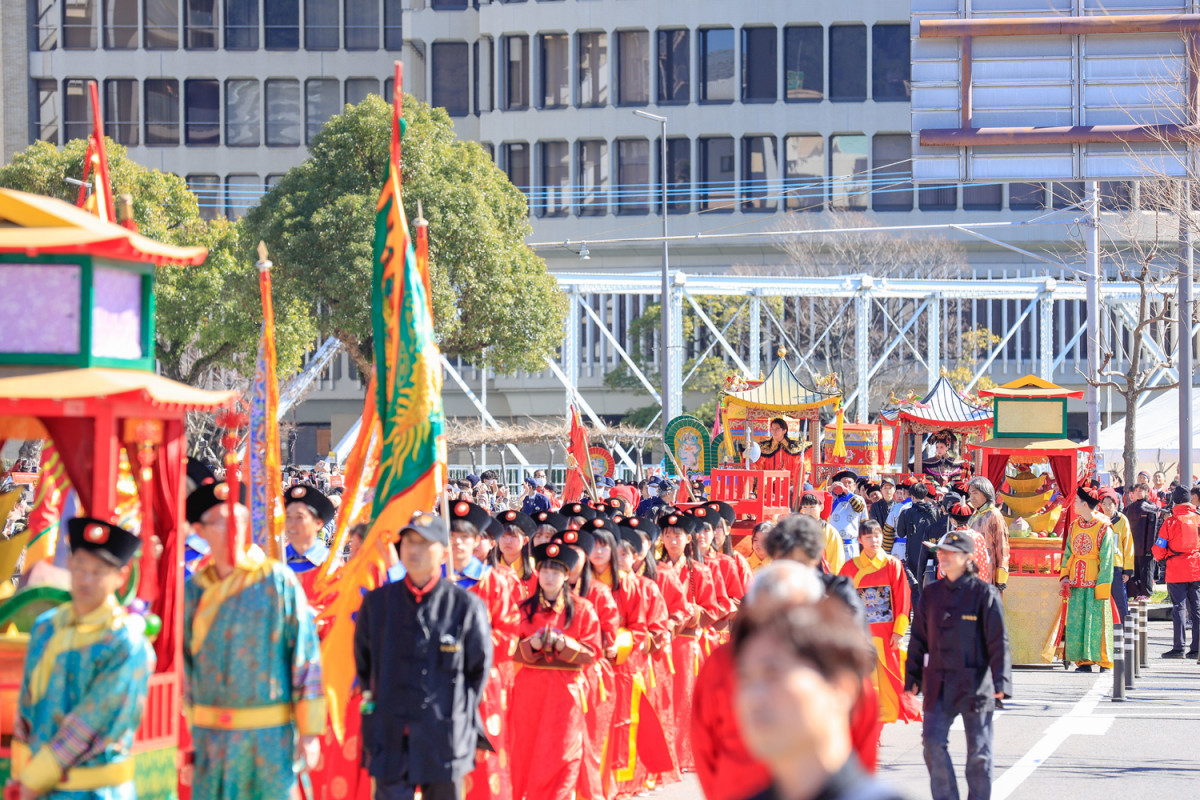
left=187, top=172, right=284, bottom=219
left=45, top=0, right=401, bottom=51
left=431, top=23, right=909, bottom=117
left=32, top=76, right=393, bottom=147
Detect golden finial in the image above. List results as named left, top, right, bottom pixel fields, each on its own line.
left=777, top=346, right=787, bottom=358
left=256, top=240, right=272, bottom=272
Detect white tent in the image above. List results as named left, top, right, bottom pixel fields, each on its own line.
left=1097, top=388, right=1200, bottom=463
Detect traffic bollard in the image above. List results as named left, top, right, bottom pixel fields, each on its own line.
left=1139, top=599, right=1149, bottom=668
left=1125, top=618, right=1135, bottom=690
left=1131, top=604, right=1142, bottom=679
left=1112, top=621, right=1126, bottom=701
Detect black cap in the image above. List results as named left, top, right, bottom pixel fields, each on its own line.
left=533, top=541, right=582, bottom=573
left=832, top=469, right=858, bottom=483
left=533, top=511, right=570, bottom=532
left=659, top=512, right=696, bottom=535
left=1172, top=485, right=1192, bottom=506
left=617, top=526, right=645, bottom=554
left=284, top=485, right=336, bottom=525
left=402, top=511, right=449, bottom=546
left=186, top=457, right=215, bottom=491
left=628, top=516, right=661, bottom=542
left=448, top=500, right=491, bottom=532
left=483, top=516, right=503, bottom=540
left=186, top=481, right=244, bottom=524
left=928, top=530, right=976, bottom=555
left=706, top=501, right=736, bottom=526
left=67, top=517, right=140, bottom=567
left=496, top=509, right=536, bottom=536
left=562, top=502, right=597, bottom=522
left=686, top=505, right=715, bottom=526
left=557, top=528, right=596, bottom=556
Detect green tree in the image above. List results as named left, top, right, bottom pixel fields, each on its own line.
left=242, top=94, right=565, bottom=374
left=0, top=139, right=317, bottom=383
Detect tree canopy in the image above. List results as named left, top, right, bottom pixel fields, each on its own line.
left=242, top=94, right=566, bottom=374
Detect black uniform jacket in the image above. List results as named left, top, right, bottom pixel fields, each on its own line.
left=904, top=573, right=1011, bottom=713
left=354, top=575, right=493, bottom=785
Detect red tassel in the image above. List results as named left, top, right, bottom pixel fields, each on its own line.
left=216, top=410, right=248, bottom=564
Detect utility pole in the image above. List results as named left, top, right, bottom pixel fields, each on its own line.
left=1180, top=199, right=1194, bottom=484
left=634, top=110, right=674, bottom=436
left=1085, top=182, right=1101, bottom=452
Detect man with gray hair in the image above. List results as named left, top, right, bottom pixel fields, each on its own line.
left=967, top=477, right=1010, bottom=590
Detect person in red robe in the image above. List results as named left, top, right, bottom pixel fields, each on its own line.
left=493, top=509, right=538, bottom=602
left=752, top=417, right=808, bottom=507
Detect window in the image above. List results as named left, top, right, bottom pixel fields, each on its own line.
left=1009, top=182, right=1045, bottom=210
left=919, top=183, right=956, bottom=211
left=578, top=32, right=608, bottom=108
left=225, top=79, right=260, bottom=146
left=577, top=140, right=608, bottom=216
left=784, top=25, right=822, bottom=101
left=345, top=0, right=377, bottom=50
left=265, top=0, right=298, bottom=49
left=475, top=37, right=494, bottom=113
left=306, top=78, right=340, bottom=144
left=1099, top=181, right=1132, bottom=211
left=226, top=174, right=259, bottom=220
left=265, top=79, right=301, bottom=146
left=33, top=0, right=58, bottom=50
left=184, top=0, right=215, bottom=48
left=305, top=0, right=337, bottom=49
left=699, top=136, right=735, bottom=212
left=266, top=173, right=286, bottom=190
left=503, top=142, right=529, bottom=190
left=618, top=30, right=649, bottom=105
left=503, top=35, right=529, bottom=109
left=432, top=0, right=467, bottom=6
left=185, top=79, right=219, bottom=145
left=742, top=135, right=778, bottom=211
left=188, top=174, right=220, bottom=220
left=784, top=135, right=823, bottom=212
left=432, top=43, right=470, bottom=116
left=145, top=78, right=179, bottom=145
left=64, top=0, right=97, bottom=48
left=829, top=134, right=868, bottom=210
left=104, top=79, right=138, bottom=145
left=384, top=0, right=402, bottom=50
left=660, top=137, right=691, bottom=213
left=64, top=80, right=90, bottom=142
left=872, top=24, right=910, bottom=101
left=829, top=25, right=866, bottom=101
left=1053, top=181, right=1084, bottom=209
left=225, top=0, right=257, bottom=48
left=742, top=27, right=777, bottom=103
left=700, top=29, right=734, bottom=102
left=618, top=139, right=650, bottom=215
left=963, top=183, right=1002, bottom=211
left=871, top=134, right=911, bottom=211
left=540, top=34, right=569, bottom=109
left=538, top=141, right=569, bottom=218
left=34, top=80, right=60, bottom=144
left=104, top=0, right=137, bottom=48
left=144, top=0, right=179, bottom=49
left=657, top=29, right=689, bottom=104
left=345, top=78, right=379, bottom=106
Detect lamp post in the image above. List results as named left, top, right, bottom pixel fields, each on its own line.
left=634, top=110, right=673, bottom=440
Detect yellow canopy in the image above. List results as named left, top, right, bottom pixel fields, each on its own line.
left=0, top=368, right=234, bottom=411
left=723, top=361, right=840, bottom=412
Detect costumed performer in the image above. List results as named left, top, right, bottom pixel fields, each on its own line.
left=1060, top=485, right=1114, bottom=672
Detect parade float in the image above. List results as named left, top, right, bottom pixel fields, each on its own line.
left=879, top=376, right=992, bottom=481
left=0, top=187, right=234, bottom=795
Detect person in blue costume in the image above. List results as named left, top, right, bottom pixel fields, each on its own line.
left=183, top=482, right=325, bottom=800
left=282, top=484, right=339, bottom=601
left=9, top=517, right=153, bottom=800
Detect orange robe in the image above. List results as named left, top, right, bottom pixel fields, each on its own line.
left=661, top=557, right=722, bottom=772
left=649, top=568, right=689, bottom=787
left=691, top=644, right=772, bottom=800
left=466, top=567, right=522, bottom=800
left=578, top=580, right=619, bottom=800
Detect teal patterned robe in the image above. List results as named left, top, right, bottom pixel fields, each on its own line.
left=183, top=555, right=324, bottom=800
left=14, top=597, right=154, bottom=800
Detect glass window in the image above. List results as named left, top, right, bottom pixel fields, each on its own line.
left=225, top=0, right=257, bottom=48
left=104, top=0, right=137, bottom=48
left=617, top=138, right=650, bottom=215
left=144, top=0, right=178, bottom=49
left=474, top=37, right=494, bottom=113
left=784, top=25, right=822, bottom=101
left=871, top=134, right=911, bottom=211
left=578, top=32, right=608, bottom=108
left=184, top=79, right=219, bottom=145
left=64, top=80, right=90, bottom=142
left=103, top=79, right=138, bottom=145
left=187, top=174, right=220, bottom=220
left=829, top=134, right=868, bottom=210
left=919, top=183, right=956, bottom=211
left=700, top=29, right=734, bottom=102
left=64, top=0, right=97, bottom=48
left=34, top=79, right=59, bottom=144
left=265, top=0, right=298, bottom=49
left=829, top=25, right=866, bottom=101
left=872, top=24, right=910, bottom=101
left=660, top=137, right=691, bottom=214
left=742, top=135, right=778, bottom=212
left=33, top=0, right=58, bottom=51
left=184, top=0, right=215, bottom=48
left=265, top=78, right=301, bottom=146
left=1053, top=181, right=1084, bottom=209
left=963, top=183, right=1002, bottom=211
left=538, top=141, right=569, bottom=218
left=145, top=78, right=179, bottom=145
left=656, top=29, right=689, bottom=104
left=742, top=27, right=777, bottom=103
left=784, top=134, right=823, bottom=212
left=1099, top=181, right=1132, bottom=211
left=345, top=78, right=378, bottom=106
left=577, top=140, right=608, bottom=216
left=503, top=35, right=529, bottom=109
left=540, top=34, right=569, bottom=109
left=503, top=142, right=529, bottom=190
left=266, top=173, right=286, bottom=190
left=226, top=173, right=259, bottom=220
left=432, top=42, right=470, bottom=116
left=432, top=0, right=467, bottom=6
left=384, top=0, right=401, bottom=50
left=384, top=77, right=393, bottom=102
left=306, top=78, right=340, bottom=144
left=225, top=79, right=260, bottom=146
left=345, top=0, right=376, bottom=50
left=305, top=0, right=337, bottom=49
left=618, top=30, right=649, bottom=105
left=699, top=136, right=735, bottom=212
left=1009, top=182, right=1045, bottom=210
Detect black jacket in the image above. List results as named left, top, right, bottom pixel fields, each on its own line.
left=1124, top=499, right=1161, bottom=557
left=898, top=501, right=943, bottom=579
left=354, top=576, right=493, bottom=784
left=905, top=573, right=1011, bottom=713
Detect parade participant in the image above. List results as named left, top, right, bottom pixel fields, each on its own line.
left=185, top=458, right=217, bottom=578
left=839, top=521, right=920, bottom=725
left=748, top=522, right=773, bottom=570
left=1100, top=490, right=1134, bottom=624
left=688, top=509, right=737, bottom=632
left=283, top=484, right=340, bottom=599
left=966, top=478, right=1009, bottom=592
left=510, top=542, right=603, bottom=800
left=753, top=418, right=807, bottom=503
left=921, top=431, right=963, bottom=486
left=905, top=531, right=1010, bottom=800
left=533, top=511, right=569, bottom=545
left=706, top=501, right=755, bottom=599
left=184, top=483, right=325, bottom=799
left=1152, top=486, right=1200, bottom=658
left=1061, top=486, right=1115, bottom=672
left=494, top=509, right=538, bottom=598
left=800, top=492, right=845, bottom=575
left=938, top=502, right=990, bottom=585
left=871, top=478, right=899, bottom=554
left=1124, top=482, right=1161, bottom=599
left=355, top=512, right=493, bottom=800
left=8, top=517, right=153, bottom=800
left=896, top=482, right=942, bottom=599
left=734, top=600, right=901, bottom=800
left=829, top=471, right=868, bottom=563
left=520, top=471, right=554, bottom=516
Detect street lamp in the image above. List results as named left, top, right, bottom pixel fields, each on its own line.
left=633, top=110, right=672, bottom=440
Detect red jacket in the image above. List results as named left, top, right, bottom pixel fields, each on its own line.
left=1152, top=505, right=1200, bottom=583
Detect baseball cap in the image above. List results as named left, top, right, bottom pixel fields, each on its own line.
left=402, top=512, right=449, bottom=546
left=928, top=530, right=975, bottom=555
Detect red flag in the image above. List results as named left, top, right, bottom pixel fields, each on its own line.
left=562, top=406, right=595, bottom=503
left=77, top=81, right=116, bottom=223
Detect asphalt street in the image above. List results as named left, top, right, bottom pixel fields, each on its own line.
left=662, top=617, right=1200, bottom=800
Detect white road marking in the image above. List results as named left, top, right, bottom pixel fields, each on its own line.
left=993, top=676, right=1110, bottom=800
